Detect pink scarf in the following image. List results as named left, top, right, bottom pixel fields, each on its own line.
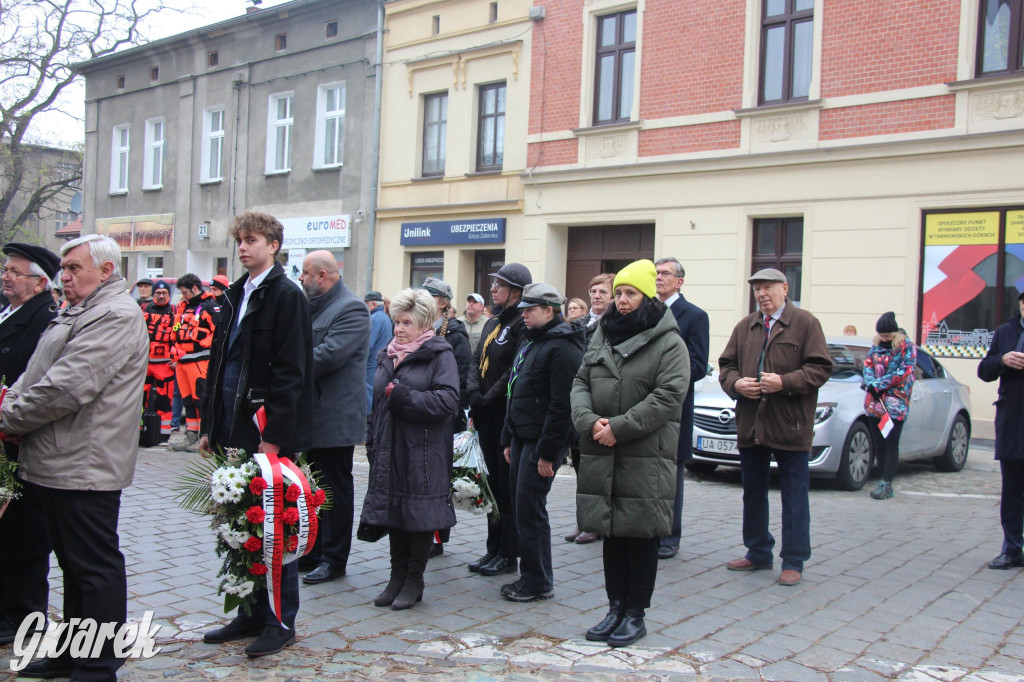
left=387, top=328, right=435, bottom=365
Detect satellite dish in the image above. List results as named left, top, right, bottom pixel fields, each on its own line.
left=69, top=191, right=82, bottom=215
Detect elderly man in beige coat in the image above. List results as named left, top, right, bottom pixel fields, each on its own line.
left=0, top=233, right=149, bottom=681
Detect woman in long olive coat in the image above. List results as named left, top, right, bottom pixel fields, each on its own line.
left=570, top=259, right=689, bottom=649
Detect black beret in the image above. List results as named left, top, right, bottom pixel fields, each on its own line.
left=2, top=242, right=61, bottom=279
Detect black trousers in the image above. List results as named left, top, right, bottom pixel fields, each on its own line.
left=1000, top=459, right=1024, bottom=557
left=509, top=438, right=556, bottom=592
left=306, top=446, right=354, bottom=571
left=870, top=418, right=905, bottom=483
left=34, top=484, right=126, bottom=682
left=477, top=410, right=518, bottom=559
left=603, top=536, right=660, bottom=610
left=0, top=463, right=50, bottom=623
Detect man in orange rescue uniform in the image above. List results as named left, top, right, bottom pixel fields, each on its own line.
left=172, top=273, right=219, bottom=452
left=142, top=281, right=177, bottom=441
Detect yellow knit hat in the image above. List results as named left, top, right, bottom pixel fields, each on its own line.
left=613, top=259, right=657, bottom=299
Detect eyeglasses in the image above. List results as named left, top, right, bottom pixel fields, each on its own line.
left=1, top=268, right=40, bottom=279
left=490, top=280, right=509, bottom=290
left=655, top=270, right=679, bottom=278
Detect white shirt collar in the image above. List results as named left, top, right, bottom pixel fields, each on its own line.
left=663, top=292, right=680, bottom=308
left=762, top=302, right=786, bottom=325
left=246, top=264, right=273, bottom=290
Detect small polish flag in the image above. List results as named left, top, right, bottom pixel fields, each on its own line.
left=252, top=406, right=267, bottom=434
left=878, top=410, right=893, bottom=438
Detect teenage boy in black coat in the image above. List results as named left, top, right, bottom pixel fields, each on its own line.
left=199, top=211, right=314, bottom=658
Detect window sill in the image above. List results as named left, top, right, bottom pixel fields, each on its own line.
left=947, top=73, right=1024, bottom=92
left=412, top=174, right=445, bottom=182
left=264, top=170, right=291, bottom=177
left=311, top=165, right=343, bottom=173
left=198, top=178, right=223, bottom=186
left=142, top=186, right=162, bottom=192
left=734, top=99, right=823, bottom=118
left=465, top=169, right=503, bottom=177
left=109, top=190, right=128, bottom=196
left=572, top=120, right=642, bottom=137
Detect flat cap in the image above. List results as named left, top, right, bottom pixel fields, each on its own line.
left=747, top=268, right=787, bottom=284
left=136, top=278, right=154, bottom=286
left=2, top=242, right=60, bottom=279
left=420, top=277, right=454, bottom=300
left=364, top=290, right=384, bottom=303
left=517, top=282, right=566, bottom=309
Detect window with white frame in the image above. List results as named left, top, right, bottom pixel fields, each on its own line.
left=143, top=118, right=165, bottom=189
left=110, top=124, right=130, bottom=193
left=266, top=92, right=294, bottom=173
left=201, top=108, right=225, bottom=182
left=315, top=83, right=345, bottom=168
left=422, top=92, right=448, bottom=177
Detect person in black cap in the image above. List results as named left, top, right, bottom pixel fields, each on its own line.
left=465, top=263, right=532, bottom=577
left=979, top=290, right=1024, bottom=570
left=862, top=311, right=917, bottom=500
left=0, top=242, right=59, bottom=644
left=499, top=283, right=585, bottom=602
left=135, top=277, right=154, bottom=307
left=142, top=282, right=177, bottom=442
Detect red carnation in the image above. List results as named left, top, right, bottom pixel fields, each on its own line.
left=286, top=536, right=299, bottom=552
left=312, top=489, right=327, bottom=507
left=249, top=562, right=268, bottom=576
left=285, top=484, right=301, bottom=502
left=246, top=506, right=265, bottom=524
left=282, top=507, right=300, bottom=525
left=249, top=477, right=268, bottom=495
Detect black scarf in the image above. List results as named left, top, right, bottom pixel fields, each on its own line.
left=600, top=296, right=665, bottom=346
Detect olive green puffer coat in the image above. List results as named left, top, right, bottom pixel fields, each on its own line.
left=570, top=310, right=690, bottom=539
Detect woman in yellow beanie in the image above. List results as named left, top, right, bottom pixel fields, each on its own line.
left=570, top=258, right=690, bottom=647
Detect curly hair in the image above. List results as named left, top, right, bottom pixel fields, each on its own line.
left=229, top=211, right=284, bottom=255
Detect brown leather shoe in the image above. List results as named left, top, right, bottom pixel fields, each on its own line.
left=778, top=569, right=802, bottom=586
left=575, top=532, right=599, bottom=544
left=726, top=557, right=772, bottom=571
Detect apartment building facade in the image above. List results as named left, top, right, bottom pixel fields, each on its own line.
left=77, top=0, right=379, bottom=286
left=521, top=0, right=1024, bottom=433
left=374, top=0, right=534, bottom=299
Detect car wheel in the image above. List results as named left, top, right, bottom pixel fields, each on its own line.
left=684, top=461, right=718, bottom=474
left=835, top=421, right=873, bottom=491
left=934, top=414, right=969, bottom=472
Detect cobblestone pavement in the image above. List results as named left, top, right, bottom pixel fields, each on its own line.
left=3, top=438, right=1023, bottom=681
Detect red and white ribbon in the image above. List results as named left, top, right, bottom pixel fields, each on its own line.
left=252, top=451, right=285, bottom=625
left=250, top=406, right=319, bottom=625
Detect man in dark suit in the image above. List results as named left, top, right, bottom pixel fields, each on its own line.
left=0, top=243, right=60, bottom=644
left=654, top=257, right=709, bottom=560
left=296, top=250, right=370, bottom=585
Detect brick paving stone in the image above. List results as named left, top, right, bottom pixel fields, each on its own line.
left=760, top=659, right=831, bottom=681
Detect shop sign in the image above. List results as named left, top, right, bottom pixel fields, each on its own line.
left=280, top=215, right=350, bottom=250
left=400, top=218, right=505, bottom=245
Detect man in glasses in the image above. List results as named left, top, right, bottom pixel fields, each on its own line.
left=465, top=263, right=532, bottom=578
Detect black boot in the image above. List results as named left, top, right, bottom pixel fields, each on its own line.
left=374, top=533, right=409, bottom=607
left=392, top=531, right=431, bottom=610
left=607, top=606, right=647, bottom=648
left=585, top=599, right=625, bottom=641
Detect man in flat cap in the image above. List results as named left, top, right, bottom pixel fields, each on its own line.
left=718, top=269, right=831, bottom=587
left=499, top=283, right=585, bottom=602
left=0, top=242, right=59, bottom=644
left=135, top=277, right=154, bottom=307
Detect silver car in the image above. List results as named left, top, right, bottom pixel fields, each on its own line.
left=688, top=337, right=972, bottom=490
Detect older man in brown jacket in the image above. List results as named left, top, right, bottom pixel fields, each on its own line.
left=0, top=234, right=149, bottom=681
left=718, top=268, right=831, bottom=587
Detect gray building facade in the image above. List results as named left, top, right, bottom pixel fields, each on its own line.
left=78, top=0, right=378, bottom=287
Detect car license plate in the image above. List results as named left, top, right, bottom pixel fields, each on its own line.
left=697, top=436, right=739, bottom=454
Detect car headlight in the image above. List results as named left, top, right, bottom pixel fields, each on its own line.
left=814, top=402, right=838, bottom=425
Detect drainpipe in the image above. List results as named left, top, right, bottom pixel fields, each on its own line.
left=365, top=0, right=385, bottom=293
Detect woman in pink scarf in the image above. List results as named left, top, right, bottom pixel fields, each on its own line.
left=360, top=288, right=460, bottom=610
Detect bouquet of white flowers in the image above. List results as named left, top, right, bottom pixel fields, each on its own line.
left=451, top=424, right=499, bottom=520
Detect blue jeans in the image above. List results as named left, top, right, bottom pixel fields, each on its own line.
left=739, top=446, right=811, bottom=572
left=509, top=438, right=557, bottom=593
